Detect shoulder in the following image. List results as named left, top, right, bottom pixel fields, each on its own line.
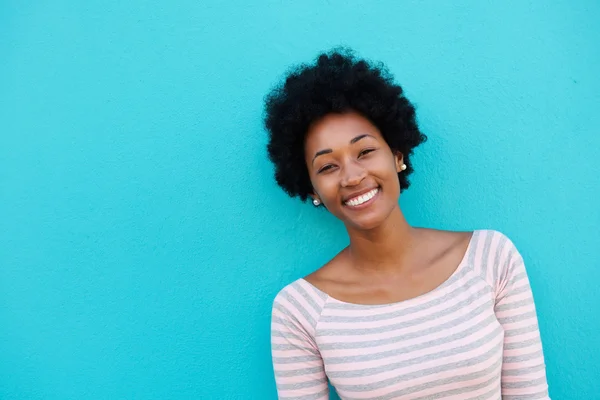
left=470, top=229, right=522, bottom=260
left=469, top=229, right=525, bottom=286
left=273, top=278, right=329, bottom=304
left=302, top=248, right=352, bottom=295
left=413, top=228, right=473, bottom=252
left=271, top=278, right=328, bottom=330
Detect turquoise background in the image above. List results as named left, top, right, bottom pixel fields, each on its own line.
left=1, top=1, right=599, bottom=399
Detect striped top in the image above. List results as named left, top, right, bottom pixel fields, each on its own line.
left=270, top=230, right=549, bottom=399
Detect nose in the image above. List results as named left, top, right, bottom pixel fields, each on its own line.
left=340, top=161, right=367, bottom=187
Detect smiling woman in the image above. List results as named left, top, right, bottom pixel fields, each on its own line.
left=305, top=113, right=406, bottom=231
left=264, top=49, right=549, bottom=399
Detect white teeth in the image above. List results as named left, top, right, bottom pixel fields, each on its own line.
left=345, top=188, right=379, bottom=207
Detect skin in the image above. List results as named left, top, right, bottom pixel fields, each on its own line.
left=303, top=111, right=473, bottom=305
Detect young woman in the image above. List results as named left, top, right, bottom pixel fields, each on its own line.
left=265, top=49, right=549, bottom=399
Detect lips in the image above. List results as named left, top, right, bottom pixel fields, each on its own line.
left=343, top=187, right=380, bottom=207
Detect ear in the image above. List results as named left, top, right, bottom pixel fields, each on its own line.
left=394, top=151, right=405, bottom=173
left=310, top=189, right=321, bottom=206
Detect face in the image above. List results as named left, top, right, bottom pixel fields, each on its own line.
left=304, top=112, right=404, bottom=231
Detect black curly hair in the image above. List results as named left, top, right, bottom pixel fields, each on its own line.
left=264, top=48, right=427, bottom=202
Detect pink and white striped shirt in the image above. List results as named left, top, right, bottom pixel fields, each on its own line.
left=271, top=230, right=549, bottom=399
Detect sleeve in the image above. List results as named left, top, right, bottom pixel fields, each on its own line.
left=271, top=292, right=329, bottom=400
left=494, top=235, right=550, bottom=399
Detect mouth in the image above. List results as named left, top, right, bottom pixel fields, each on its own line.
left=343, top=187, right=380, bottom=208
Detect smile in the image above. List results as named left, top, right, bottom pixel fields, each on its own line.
left=344, top=188, right=379, bottom=207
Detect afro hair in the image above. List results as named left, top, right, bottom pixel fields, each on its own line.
left=264, top=48, right=427, bottom=202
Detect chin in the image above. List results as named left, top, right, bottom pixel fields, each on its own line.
left=348, top=219, right=385, bottom=231
left=342, top=210, right=390, bottom=231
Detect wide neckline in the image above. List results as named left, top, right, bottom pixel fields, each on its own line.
left=301, top=230, right=477, bottom=308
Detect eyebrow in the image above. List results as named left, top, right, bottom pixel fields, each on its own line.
left=312, top=134, right=375, bottom=165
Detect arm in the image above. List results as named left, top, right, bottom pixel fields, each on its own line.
left=495, top=238, right=550, bottom=399
left=271, top=293, right=329, bottom=399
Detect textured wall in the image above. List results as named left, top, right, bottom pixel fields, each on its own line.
left=1, top=1, right=599, bottom=399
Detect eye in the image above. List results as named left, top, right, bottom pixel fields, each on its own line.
left=358, top=148, right=376, bottom=157
left=317, top=164, right=335, bottom=174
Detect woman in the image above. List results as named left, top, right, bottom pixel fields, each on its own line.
left=265, top=49, right=549, bottom=399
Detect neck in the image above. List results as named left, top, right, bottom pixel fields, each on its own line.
left=345, top=205, right=418, bottom=273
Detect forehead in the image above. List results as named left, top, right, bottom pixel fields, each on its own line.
left=304, top=112, right=383, bottom=152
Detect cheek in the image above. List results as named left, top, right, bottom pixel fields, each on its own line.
left=312, top=176, right=338, bottom=199
left=371, top=159, right=402, bottom=194
left=371, top=156, right=399, bottom=177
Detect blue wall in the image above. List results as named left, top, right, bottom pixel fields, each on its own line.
left=1, top=1, right=599, bottom=398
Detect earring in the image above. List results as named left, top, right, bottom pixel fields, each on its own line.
left=400, top=164, right=407, bottom=171
left=312, top=199, right=321, bottom=206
